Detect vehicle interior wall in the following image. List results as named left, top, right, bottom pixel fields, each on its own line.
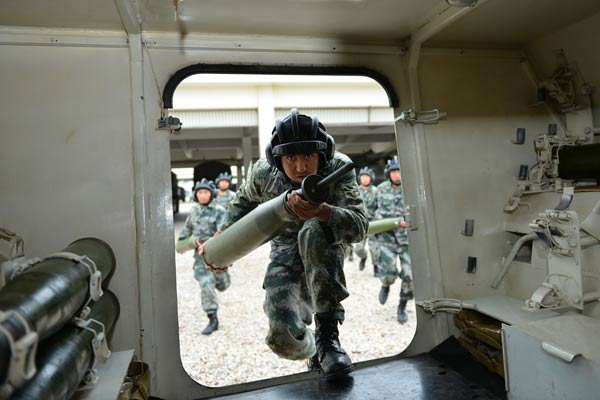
left=415, top=51, right=546, bottom=301
left=527, top=11, right=600, bottom=319
left=527, top=10, right=600, bottom=136
left=0, top=42, right=142, bottom=355
left=416, top=8, right=600, bottom=320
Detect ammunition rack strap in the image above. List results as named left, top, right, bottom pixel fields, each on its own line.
left=0, top=310, right=39, bottom=397
left=73, top=317, right=112, bottom=390
left=11, top=252, right=103, bottom=319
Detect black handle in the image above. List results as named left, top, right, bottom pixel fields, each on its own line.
left=297, top=162, right=355, bottom=205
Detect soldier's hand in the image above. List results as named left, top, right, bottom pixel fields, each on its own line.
left=195, top=240, right=204, bottom=255
left=400, top=220, right=407, bottom=228
left=287, top=191, right=331, bottom=222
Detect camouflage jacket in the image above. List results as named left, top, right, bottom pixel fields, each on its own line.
left=219, top=152, right=368, bottom=265
left=178, top=202, right=226, bottom=261
left=358, top=184, right=378, bottom=220
left=213, top=189, right=236, bottom=209
left=375, top=180, right=408, bottom=245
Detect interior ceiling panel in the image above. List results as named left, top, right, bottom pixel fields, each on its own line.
left=428, top=0, right=600, bottom=46
left=0, top=0, right=124, bottom=31
left=0, top=0, right=442, bottom=43
left=140, top=0, right=443, bottom=42
left=0, top=0, right=599, bottom=46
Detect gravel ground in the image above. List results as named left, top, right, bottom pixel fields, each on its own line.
left=174, top=202, right=416, bottom=388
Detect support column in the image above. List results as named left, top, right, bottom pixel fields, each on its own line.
left=257, top=85, right=275, bottom=156
left=242, top=128, right=253, bottom=183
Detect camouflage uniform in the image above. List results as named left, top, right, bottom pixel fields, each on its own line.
left=374, top=181, right=413, bottom=302
left=213, top=189, right=236, bottom=209
left=178, top=202, right=231, bottom=314
left=219, top=153, right=367, bottom=360
left=354, top=184, right=378, bottom=263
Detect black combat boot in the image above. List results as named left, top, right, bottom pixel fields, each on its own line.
left=373, top=264, right=379, bottom=277
left=307, top=354, right=320, bottom=372
left=378, top=285, right=390, bottom=305
left=201, top=312, right=218, bottom=335
left=358, top=258, right=366, bottom=271
left=314, top=313, right=353, bottom=379
left=348, top=251, right=354, bottom=262
left=397, top=300, right=408, bottom=324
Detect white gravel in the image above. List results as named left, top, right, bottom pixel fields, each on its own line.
left=174, top=202, right=416, bottom=388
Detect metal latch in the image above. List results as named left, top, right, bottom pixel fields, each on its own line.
left=157, top=116, right=182, bottom=133
left=405, top=205, right=418, bottom=230
left=395, top=109, right=447, bottom=125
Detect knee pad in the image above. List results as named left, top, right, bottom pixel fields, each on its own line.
left=265, top=327, right=316, bottom=360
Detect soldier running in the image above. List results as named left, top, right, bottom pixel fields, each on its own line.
left=374, top=156, right=413, bottom=324
left=213, top=172, right=236, bottom=209
left=354, top=167, right=379, bottom=275
left=214, top=109, right=367, bottom=379
left=177, top=179, right=230, bottom=335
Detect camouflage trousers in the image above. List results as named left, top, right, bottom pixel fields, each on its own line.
left=377, top=243, right=414, bottom=302
left=354, top=234, right=378, bottom=263
left=263, top=219, right=349, bottom=361
left=193, top=259, right=231, bottom=314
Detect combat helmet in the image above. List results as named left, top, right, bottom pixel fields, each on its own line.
left=193, top=178, right=217, bottom=204
left=265, top=108, right=335, bottom=172
left=215, top=172, right=232, bottom=185
left=358, top=167, right=375, bottom=185
left=384, top=156, right=401, bottom=184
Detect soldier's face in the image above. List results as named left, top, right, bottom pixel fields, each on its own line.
left=359, top=175, right=372, bottom=186
left=196, top=189, right=212, bottom=204
left=218, top=180, right=230, bottom=191
left=389, top=169, right=401, bottom=184
left=280, top=153, right=319, bottom=183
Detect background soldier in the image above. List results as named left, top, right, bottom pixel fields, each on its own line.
left=177, top=179, right=230, bottom=335
left=214, top=172, right=236, bottom=208
left=374, top=156, right=413, bottom=324
left=215, top=109, right=367, bottom=379
left=354, top=167, right=379, bottom=276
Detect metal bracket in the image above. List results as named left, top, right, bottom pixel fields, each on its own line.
left=404, top=205, right=418, bottom=230
left=417, top=298, right=476, bottom=315
left=10, top=257, right=42, bottom=279
left=0, top=227, right=24, bottom=260
left=395, top=109, right=447, bottom=125
left=0, top=310, right=38, bottom=397
left=11, top=252, right=103, bottom=319
left=73, top=317, right=111, bottom=391
left=526, top=210, right=584, bottom=311
left=555, top=187, right=574, bottom=210
left=157, top=115, right=182, bottom=133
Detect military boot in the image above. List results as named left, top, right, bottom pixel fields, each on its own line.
left=373, top=264, right=379, bottom=277
left=348, top=251, right=354, bottom=262
left=314, top=313, right=353, bottom=379
left=307, top=354, right=320, bottom=372
left=378, top=285, right=390, bottom=305
left=397, top=300, right=408, bottom=324
left=358, top=258, right=366, bottom=271
left=201, top=312, right=218, bottom=335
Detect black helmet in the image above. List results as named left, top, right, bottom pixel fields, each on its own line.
left=358, top=167, right=375, bottom=185
left=265, top=108, right=335, bottom=172
left=215, top=172, right=232, bottom=185
left=193, top=178, right=217, bottom=204
left=384, top=156, right=400, bottom=181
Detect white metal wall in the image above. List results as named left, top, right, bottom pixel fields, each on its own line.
left=0, top=43, right=141, bottom=355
